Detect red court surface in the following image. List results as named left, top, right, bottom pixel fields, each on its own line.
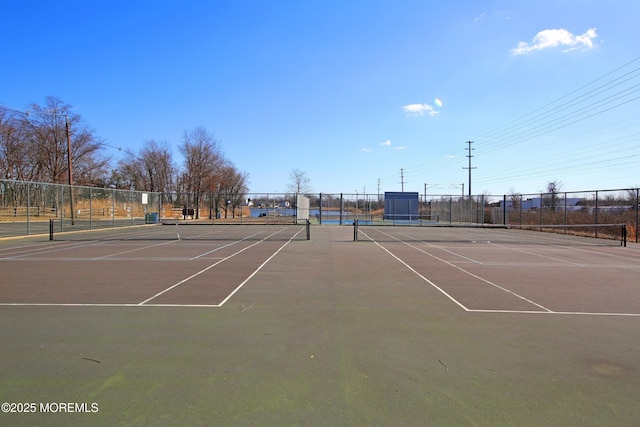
left=0, top=237, right=294, bottom=306
left=355, top=226, right=640, bottom=317
left=2, top=225, right=639, bottom=316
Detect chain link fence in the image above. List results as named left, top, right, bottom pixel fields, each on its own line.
left=0, top=179, right=161, bottom=238
left=158, top=192, right=300, bottom=224
left=2, top=181, right=638, bottom=243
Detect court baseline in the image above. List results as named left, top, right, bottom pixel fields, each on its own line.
left=359, top=227, right=640, bottom=317
left=139, top=229, right=296, bottom=305
left=0, top=227, right=306, bottom=307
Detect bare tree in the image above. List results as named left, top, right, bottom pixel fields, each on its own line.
left=286, top=168, right=312, bottom=194
left=218, top=164, right=249, bottom=218
left=116, top=152, right=144, bottom=189
left=22, top=97, right=108, bottom=185
left=542, top=180, right=563, bottom=210
left=118, top=140, right=175, bottom=194
left=2, top=101, right=255, bottom=224
left=146, top=142, right=175, bottom=196
left=0, top=110, right=30, bottom=180
left=508, top=187, right=521, bottom=211
left=179, top=126, right=225, bottom=218
left=626, top=188, right=639, bottom=212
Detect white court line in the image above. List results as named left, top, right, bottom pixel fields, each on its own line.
left=468, top=309, right=640, bottom=317
left=94, top=239, right=179, bottom=259
left=359, top=230, right=470, bottom=312
left=216, top=228, right=305, bottom=306
left=3, top=304, right=640, bottom=315
left=0, top=226, right=305, bottom=308
left=360, top=228, right=552, bottom=313
left=191, top=231, right=265, bottom=260
left=486, top=242, right=586, bottom=266
left=0, top=240, right=65, bottom=257
left=0, top=240, right=105, bottom=259
left=0, top=303, right=219, bottom=307
left=138, top=227, right=304, bottom=306
left=363, top=228, right=640, bottom=316
left=571, top=244, right=640, bottom=262
left=396, top=229, right=587, bottom=267
left=0, top=231, right=258, bottom=261
left=396, top=231, right=483, bottom=264
left=0, top=303, right=143, bottom=307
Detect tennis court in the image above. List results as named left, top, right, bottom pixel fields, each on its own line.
left=355, top=224, right=640, bottom=315
left=0, top=224, right=310, bottom=306
left=1, top=224, right=640, bottom=425
left=1, top=223, right=638, bottom=315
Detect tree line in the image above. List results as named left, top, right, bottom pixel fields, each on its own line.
left=0, top=96, right=249, bottom=214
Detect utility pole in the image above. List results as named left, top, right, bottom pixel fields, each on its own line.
left=424, top=183, right=427, bottom=220
left=463, top=141, right=476, bottom=198
left=399, top=168, right=405, bottom=192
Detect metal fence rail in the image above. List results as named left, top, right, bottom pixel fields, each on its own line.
left=0, top=179, right=161, bottom=238
left=2, top=180, right=638, bottom=243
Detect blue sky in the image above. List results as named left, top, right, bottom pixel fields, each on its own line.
left=2, top=0, right=639, bottom=197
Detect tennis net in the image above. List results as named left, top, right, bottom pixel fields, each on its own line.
left=353, top=221, right=627, bottom=247
left=48, top=220, right=311, bottom=242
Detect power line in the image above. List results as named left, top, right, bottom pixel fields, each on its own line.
left=401, top=55, right=640, bottom=190
left=473, top=55, right=640, bottom=143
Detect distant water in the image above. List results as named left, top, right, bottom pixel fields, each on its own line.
left=249, top=208, right=343, bottom=218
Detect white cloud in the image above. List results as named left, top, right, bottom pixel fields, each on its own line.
left=512, top=28, right=597, bottom=55
left=376, top=140, right=407, bottom=150
left=361, top=147, right=373, bottom=152
left=474, top=10, right=511, bottom=23
left=402, top=103, right=438, bottom=117
left=473, top=12, right=486, bottom=23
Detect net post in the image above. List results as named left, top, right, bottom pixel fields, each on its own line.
left=49, top=219, right=54, bottom=241
left=622, top=224, right=627, bottom=247
left=306, top=219, right=310, bottom=240
left=353, top=219, right=358, bottom=241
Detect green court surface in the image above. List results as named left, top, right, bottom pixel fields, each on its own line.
left=1, top=225, right=640, bottom=426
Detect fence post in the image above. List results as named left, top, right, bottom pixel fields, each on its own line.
left=89, top=187, right=93, bottom=229
left=563, top=192, right=567, bottom=230
left=27, top=182, right=31, bottom=235
left=502, top=195, right=507, bottom=226
left=595, top=191, right=599, bottom=238
left=636, top=188, right=640, bottom=243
